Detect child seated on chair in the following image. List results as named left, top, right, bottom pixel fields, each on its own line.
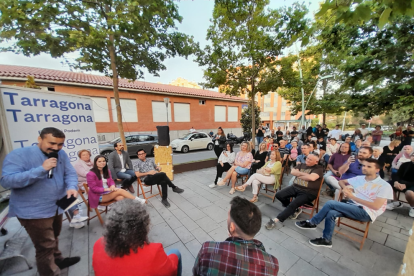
left=86, top=155, right=145, bottom=211
left=235, top=150, right=282, bottom=203
left=265, top=153, right=324, bottom=229
left=295, top=158, right=393, bottom=248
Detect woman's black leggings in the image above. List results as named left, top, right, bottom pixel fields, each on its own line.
left=214, top=146, right=223, bottom=158
left=215, top=162, right=232, bottom=184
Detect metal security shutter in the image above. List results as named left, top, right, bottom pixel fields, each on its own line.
left=174, top=103, right=190, bottom=122
left=111, top=98, right=138, bottom=122
left=91, top=97, right=110, bottom=122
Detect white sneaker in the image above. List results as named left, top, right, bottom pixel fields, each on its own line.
left=229, top=188, right=235, bottom=195
left=98, top=206, right=106, bottom=211
left=69, top=222, right=85, bottom=229
left=386, top=202, right=402, bottom=210
left=135, top=196, right=147, bottom=204
left=71, top=215, right=88, bottom=223
left=409, top=208, right=414, bottom=218
left=218, top=178, right=223, bottom=183
left=209, top=183, right=216, bottom=188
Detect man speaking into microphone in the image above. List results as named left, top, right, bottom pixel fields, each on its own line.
left=0, top=127, right=80, bottom=276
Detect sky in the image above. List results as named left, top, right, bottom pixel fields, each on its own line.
left=0, top=0, right=320, bottom=87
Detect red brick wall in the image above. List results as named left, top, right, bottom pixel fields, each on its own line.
left=2, top=81, right=244, bottom=133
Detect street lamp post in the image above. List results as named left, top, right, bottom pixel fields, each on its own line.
left=164, top=97, right=169, bottom=127
left=302, top=75, right=334, bottom=126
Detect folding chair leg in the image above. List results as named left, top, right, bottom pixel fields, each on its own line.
left=157, top=185, right=162, bottom=198
left=95, top=208, right=104, bottom=226
left=87, top=203, right=90, bottom=226
left=360, top=223, right=370, bottom=250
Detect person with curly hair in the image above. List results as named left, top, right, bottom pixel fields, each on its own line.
left=93, top=199, right=182, bottom=276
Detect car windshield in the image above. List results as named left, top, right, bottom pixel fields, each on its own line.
left=179, top=133, right=194, bottom=140
left=110, top=137, right=121, bottom=143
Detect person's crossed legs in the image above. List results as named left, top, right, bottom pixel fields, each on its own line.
left=295, top=200, right=371, bottom=247
left=265, top=186, right=316, bottom=229
left=144, top=172, right=184, bottom=208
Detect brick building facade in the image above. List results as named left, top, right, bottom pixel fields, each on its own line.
left=0, top=65, right=247, bottom=140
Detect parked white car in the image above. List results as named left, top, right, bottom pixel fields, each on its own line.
left=170, top=132, right=214, bottom=153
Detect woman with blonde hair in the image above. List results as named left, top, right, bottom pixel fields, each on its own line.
left=235, top=150, right=282, bottom=203
left=217, top=141, right=253, bottom=194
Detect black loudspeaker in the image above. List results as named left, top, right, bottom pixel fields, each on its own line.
left=156, top=126, right=170, bottom=146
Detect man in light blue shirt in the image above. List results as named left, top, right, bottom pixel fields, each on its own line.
left=1, top=127, right=80, bottom=276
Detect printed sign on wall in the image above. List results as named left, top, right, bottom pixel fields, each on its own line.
left=1, top=87, right=99, bottom=163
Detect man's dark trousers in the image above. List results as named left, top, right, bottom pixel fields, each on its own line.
left=144, top=172, right=176, bottom=199
left=275, top=186, right=316, bottom=222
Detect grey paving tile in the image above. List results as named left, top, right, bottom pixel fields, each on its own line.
left=370, top=241, right=404, bottom=262
left=184, top=208, right=208, bottom=221
left=195, top=216, right=221, bottom=233
left=278, top=223, right=341, bottom=262
left=180, top=217, right=200, bottom=232
left=164, top=215, right=184, bottom=230
left=280, top=237, right=319, bottom=262
left=173, top=226, right=195, bottom=244
left=67, top=253, right=89, bottom=276
left=259, top=228, right=289, bottom=244
left=337, top=256, right=377, bottom=276
left=310, top=253, right=356, bottom=276
left=207, top=227, right=228, bottom=242
left=201, top=205, right=228, bottom=223
left=286, top=259, right=327, bottom=276
left=148, top=222, right=180, bottom=248
left=386, top=217, right=413, bottom=230
left=164, top=241, right=195, bottom=276
left=192, top=227, right=213, bottom=244
left=385, top=235, right=408, bottom=252
left=256, top=233, right=299, bottom=274
left=185, top=239, right=203, bottom=258
left=381, top=228, right=409, bottom=241
left=170, top=208, right=189, bottom=220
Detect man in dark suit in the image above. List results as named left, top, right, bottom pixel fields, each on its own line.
left=107, top=142, right=137, bottom=193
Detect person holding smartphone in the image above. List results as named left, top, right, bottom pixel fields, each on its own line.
left=325, top=147, right=373, bottom=200
left=256, top=125, right=265, bottom=145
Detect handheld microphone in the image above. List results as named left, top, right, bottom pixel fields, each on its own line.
left=47, top=152, right=59, bottom=179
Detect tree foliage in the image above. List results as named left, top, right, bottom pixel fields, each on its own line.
left=196, top=0, right=309, bottom=144
left=277, top=47, right=345, bottom=116
left=311, top=5, right=414, bottom=120
left=316, top=0, right=414, bottom=29
left=240, top=104, right=261, bottom=133
left=0, top=0, right=197, bottom=147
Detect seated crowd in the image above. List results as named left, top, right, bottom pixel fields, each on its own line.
left=68, top=124, right=413, bottom=275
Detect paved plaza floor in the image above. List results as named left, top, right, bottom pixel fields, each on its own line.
left=0, top=167, right=412, bottom=276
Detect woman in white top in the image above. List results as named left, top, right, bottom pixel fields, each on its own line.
left=210, top=143, right=236, bottom=188
left=235, top=151, right=282, bottom=203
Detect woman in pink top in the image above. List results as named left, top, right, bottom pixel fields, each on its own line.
left=86, top=155, right=141, bottom=209
left=288, top=140, right=300, bottom=168
left=217, top=142, right=253, bottom=194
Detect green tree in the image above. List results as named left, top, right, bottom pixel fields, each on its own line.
left=196, top=0, right=308, bottom=145
left=24, top=76, right=40, bottom=89
left=311, top=5, right=414, bottom=120
left=316, top=0, right=414, bottom=29
left=0, top=0, right=197, bottom=148
left=240, top=104, right=261, bottom=134
left=277, top=47, right=345, bottom=119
